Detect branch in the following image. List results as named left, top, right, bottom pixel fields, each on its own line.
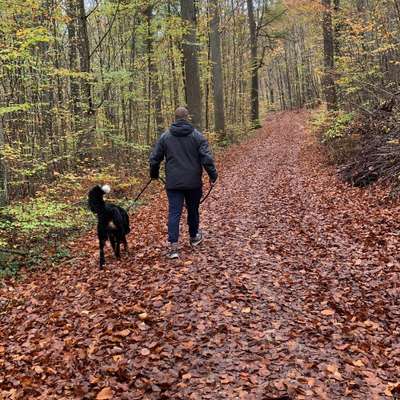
left=90, top=0, right=122, bottom=59
left=0, top=248, right=27, bottom=256
left=86, top=0, right=100, bottom=19
left=256, top=8, right=288, bottom=37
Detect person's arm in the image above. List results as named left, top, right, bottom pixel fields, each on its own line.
left=149, top=134, right=165, bottom=179
left=197, top=132, right=218, bottom=182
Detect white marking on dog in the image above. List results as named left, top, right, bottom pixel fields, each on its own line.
left=101, top=184, right=111, bottom=194
left=108, top=221, right=117, bottom=229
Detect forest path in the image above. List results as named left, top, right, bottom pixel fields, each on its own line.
left=1, top=111, right=399, bottom=399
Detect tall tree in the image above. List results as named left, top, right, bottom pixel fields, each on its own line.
left=322, top=0, right=337, bottom=110
left=180, top=0, right=203, bottom=129
left=145, top=5, right=163, bottom=141
left=66, top=0, right=80, bottom=119
left=0, top=118, right=7, bottom=206
left=209, top=0, right=226, bottom=139
left=247, top=0, right=260, bottom=128
left=77, top=0, right=94, bottom=114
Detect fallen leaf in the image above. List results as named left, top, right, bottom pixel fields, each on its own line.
left=96, top=387, right=113, bottom=400
left=352, top=360, right=365, bottom=367
left=138, top=312, right=148, bottom=320
left=140, top=348, right=150, bottom=356
left=116, top=329, right=130, bottom=337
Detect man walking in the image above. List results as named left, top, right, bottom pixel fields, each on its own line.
left=149, top=107, right=218, bottom=259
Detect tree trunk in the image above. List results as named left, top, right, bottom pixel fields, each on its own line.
left=0, top=118, right=8, bottom=206
left=77, top=0, right=93, bottom=114
left=66, top=0, right=80, bottom=119
left=76, top=0, right=95, bottom=161
left=145, top=6, right=163, bottom=140
left=247, top=0, right=260, bottom=127
left=180, top=0, right=203, bottom=130
left=209, top=0, right=226, bottom=140
left=322, top=0, right=337, bottom=110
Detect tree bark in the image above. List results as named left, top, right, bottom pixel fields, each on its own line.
left=76, top=0, right=95, bottom=162
left=209, top=0, right=226, bottom=140
left=77, top=0, right=94, bottom=114
left=145, top=6, right=163, bottom=141
left=180, top=0, right=203, bottom=130
left=0, top=118, right=8, bottom=206
left=322, top=0, right=337, bottom=110
left=66, top=0, right=80, bottom=118
left=247, top=0, right=260, bottom=127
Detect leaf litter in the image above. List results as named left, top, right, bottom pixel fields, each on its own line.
left=0, top=111, right=399, bottom=399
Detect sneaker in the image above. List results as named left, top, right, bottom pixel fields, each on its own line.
left=190, top=230, right=203, bottom=247
left=167, top=243, right=179, bottom=259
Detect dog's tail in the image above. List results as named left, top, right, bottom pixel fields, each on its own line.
left=88, top=184, right=110, bottom=213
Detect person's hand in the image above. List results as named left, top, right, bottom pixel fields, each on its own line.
left=150, top=171, right=159, bottom=180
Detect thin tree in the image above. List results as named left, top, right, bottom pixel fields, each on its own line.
left=0, top=117, right=8, bottom=206
left=322, top=0, right=337, bottom=110
left=247, top=0, right=260, bottom=127
left=209, top=0, right=226, bottom=140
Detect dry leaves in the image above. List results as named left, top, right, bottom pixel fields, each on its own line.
left=96, top=387, right=113, bottom=399
left=0, top=111, right=399, bottom=399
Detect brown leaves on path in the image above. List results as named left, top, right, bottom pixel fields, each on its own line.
left=1, top=111, right=400, bottom=399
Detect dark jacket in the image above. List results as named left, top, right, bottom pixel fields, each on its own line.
left=149, top=119, right=218, bottom=190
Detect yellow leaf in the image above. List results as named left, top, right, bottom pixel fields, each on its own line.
left=352, top=359, right=365, bottom=367
left=241, top=307, right=251, bottom=314
left=321, top=309, right=335, bottom=316
left=182, top=373, right=192, bottom=380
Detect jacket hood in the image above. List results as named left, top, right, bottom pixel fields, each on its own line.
left=170, top=119, right=194, bottom=137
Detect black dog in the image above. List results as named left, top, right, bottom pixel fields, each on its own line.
left=88, top=185, right=130, bottom=269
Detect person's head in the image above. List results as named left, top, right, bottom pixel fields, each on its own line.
left=175, top=106, right=189, bottom=121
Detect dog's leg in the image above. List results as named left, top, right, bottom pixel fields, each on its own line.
left=115, top=238, right=121, bottom=260
left=110, top=234, right=116, bottom=254
left=122, top=236, right=129, bottom=254
left=99, top=239, right=106, bottom=269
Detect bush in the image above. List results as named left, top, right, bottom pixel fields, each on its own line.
left=311, top=110, right=357, bottom=164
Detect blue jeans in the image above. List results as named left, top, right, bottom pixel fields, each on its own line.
left=167, top=188, right=203, bottom=243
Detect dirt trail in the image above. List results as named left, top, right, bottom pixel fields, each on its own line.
left=1, top=111, right=399, bottom=399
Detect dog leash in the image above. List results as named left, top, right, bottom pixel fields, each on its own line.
left=200, top=182, right=216, bottom=204
left=126, top=178, right=156, bottom=211
left=127, top=177, right=215, bottom=211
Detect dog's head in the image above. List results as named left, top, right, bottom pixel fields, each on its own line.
left=88, top=184, right=111, bottom=213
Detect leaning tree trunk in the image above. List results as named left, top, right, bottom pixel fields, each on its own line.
left=322, top=0, right=337, bottom=110
left=209, top=0, right=226, bottom=140
left=247, top=0, right=260, bottom=128
left=180, top=0, right=203, bottom=130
